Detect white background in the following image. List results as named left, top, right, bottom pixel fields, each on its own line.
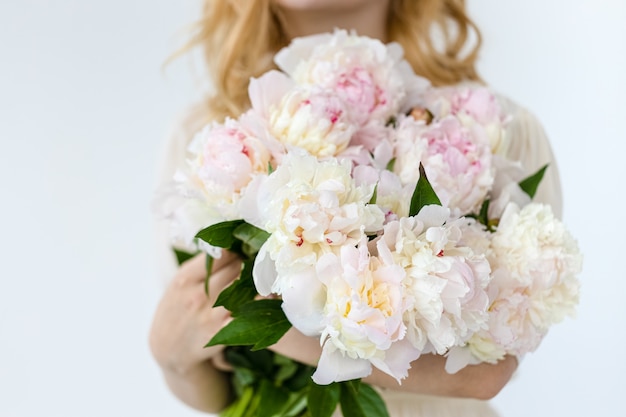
left=0, top=1, right=624, bottom=416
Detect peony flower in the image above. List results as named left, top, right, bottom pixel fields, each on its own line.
left=268, top=86, right=358, bottom=157
left=249, top=71, right=358, bottom=158
left=335, top=127, right=395, bottom=172
left=425, top=86, right=509, bottom=154
left=187, top=119, right=270, bottom=198
left=374, top=205, right=491, bottom=355
left=446, top=276, right=547, bottom=371
left=170, top=117, right=270, bottom=249
left=487, top=155, right=531, bottom=220
left=311, top=239, right=421, bottom=384
left=352, top=165, right=412, bottom=222
left=489, top=203, right=582, bottom=291
left=393, top=115, right=494, bottom=214
left=348, top=121, right=395, bottom=156
left=275, top=29, right=429, bottom=126
left=457, top=218, right=492, bottom=257
left=446, top=202, right=582, bottom=372
left=241, top=151, right=386, bottom=296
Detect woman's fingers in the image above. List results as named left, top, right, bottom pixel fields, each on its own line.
left=206, top=260, right=242, bottom=303
left=175, top=251, right=241, bottom=286
left=178, top=259, right=242, bottom=312
left=211, top=250, right=239, bottom=271
left=212, top=350, right=234, bottom=372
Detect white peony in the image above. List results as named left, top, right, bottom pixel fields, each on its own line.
left=374, top=206, right=491, bottom=355
left=249, top=70, right=358, bottom=158
left=352, top=165, right=412, bottom=223
left=311, top=239, right=420, bottom=384
left=487, top=155, right=531, bottom=220
left=447, top=203, right=582, bottom=371
left=241, top=151, right=386, bottom=296
left=489, top=203, right=582, bottom=291
left=268, top=86, right=357, bottom=157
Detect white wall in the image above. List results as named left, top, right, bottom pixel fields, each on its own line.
left=0, top=1, right=205, bottom=416
left=0, top=1, right=623, bottom=416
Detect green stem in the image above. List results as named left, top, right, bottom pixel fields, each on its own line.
left=221, top=386, right=254, bottom=417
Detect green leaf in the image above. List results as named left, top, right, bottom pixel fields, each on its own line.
left=281, top=390, right=309, bottom=417
left=213, top=261, right=257, bottom=312
left=204, top=254, right=214, bottom=296
left=195, top=220, right=245, bottom=248
left=245, top=348, right=275, bottom=377
left=368, top=183, right=378, bottom=205
left=466, top=199, right=493, bottom=229
left=233, top=223, right=270, bottom=258
left=355, top=384, right=390, bottom=417
left=409, top=163, right=442, bottom=216
left=478, top=199, right=490, bottom=225
left=233, top=367, right=256, bottom=392
left=344, top=379, right=361, bottom=394
left=519, top=164, right=548, bottom=199
left=225, top=346, right=275, bottom=376
left=273, top=354, right=299, bottom=384
left=339, top=381, right=389, bottom=417
left=308, top=382, right=340, bottom=417
left=339, top=381, right=363, bottom=417
left=172, top=248, right=198, bottom=266
left=385, top=158, right=396, bottom=172
left=283, top=362, right=315, bottom=392
left=206, top=299, right=291, bottom=350
left=258, top=380, right=290, bottom=417
left=224, top=347, right=255, bottom=370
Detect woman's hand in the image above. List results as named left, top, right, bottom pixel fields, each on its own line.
left=270, top=327, right=517, bottom=400
left=149, top=251, right=242, bottom=412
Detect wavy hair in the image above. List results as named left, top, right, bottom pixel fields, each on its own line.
left=181, top=0, right=482, bottom=123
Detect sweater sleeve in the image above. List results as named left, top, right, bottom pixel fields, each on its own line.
left=151, top=107, right=207, bottom=285
left=497, top=96, right=563, bottom=219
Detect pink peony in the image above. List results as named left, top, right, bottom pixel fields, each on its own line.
left=425, top=86, right=509, bottom=154
left=393, top=115, right=494, bottom=214
left=170, top=117, right=270, bottom=249
left=275, top=29, right=429, bottom=126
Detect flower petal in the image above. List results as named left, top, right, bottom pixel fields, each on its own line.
left=370, top=339, right=421, bottom=383
left=252, top=243, right=277, bottom=296
left=312, top=343, right=373, bottom=385
left=444, top=346, right=473, bottom=374
left=281, top=268, right=326, bottom=336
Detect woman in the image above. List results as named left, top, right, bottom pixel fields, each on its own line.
left=150, top=0, right=562, bottom=415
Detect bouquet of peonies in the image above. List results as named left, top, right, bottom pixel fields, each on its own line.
left=165, top=30, right=582, bottom=417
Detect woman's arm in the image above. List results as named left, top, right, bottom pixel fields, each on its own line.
left=149, top=253, right=241, bottom=413
left=271, top=328, right=518, bottom=400
left=365, top=353, right=518, bottom=400
left=159, top=359, right=231, bottom=413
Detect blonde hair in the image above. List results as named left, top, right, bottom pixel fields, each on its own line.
left=182, top=0, right=482, bottom=123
